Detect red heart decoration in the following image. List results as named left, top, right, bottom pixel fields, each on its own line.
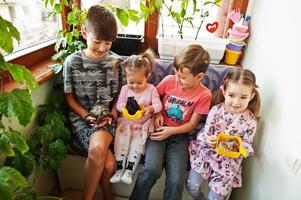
left=206, top=22, right=219, bottom=33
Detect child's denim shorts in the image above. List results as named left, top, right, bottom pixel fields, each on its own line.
left=76, top=123, right=116, bottom=153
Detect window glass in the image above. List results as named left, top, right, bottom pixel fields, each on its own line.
left=158, top=1, right=220, bottom=39
left=81, top=0, right=144, bottom=36
left=0, top=0, right=60, bottom=54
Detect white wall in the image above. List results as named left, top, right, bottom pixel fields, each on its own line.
left=231, top=1, right=301, bottom=199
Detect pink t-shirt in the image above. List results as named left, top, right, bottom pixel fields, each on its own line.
left=116, top=84, right=162, bottom=123
left=156, top=75, right=212, bottom=127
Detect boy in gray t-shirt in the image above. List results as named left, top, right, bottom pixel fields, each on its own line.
left=63, top=5, right=123, bottom=200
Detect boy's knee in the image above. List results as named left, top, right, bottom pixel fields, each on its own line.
left=143, top=166, right=162, bottom=179
left=167, top=176, right=184, bottom=188
left=88, top=145, right=106, bottom=165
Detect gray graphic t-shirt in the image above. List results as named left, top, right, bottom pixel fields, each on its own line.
left=63, top=50, right=124, bottom=133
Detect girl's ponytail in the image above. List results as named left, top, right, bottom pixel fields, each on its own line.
left=248, top=89, right=260, bottom=119
left=211, top=88, right=225, bottom=107
left=112, top=57, right=124, bottom=75
left=141, top=49, right=156, bottom=75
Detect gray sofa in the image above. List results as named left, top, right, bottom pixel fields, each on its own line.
left=57, top=58, right=233, bottom=199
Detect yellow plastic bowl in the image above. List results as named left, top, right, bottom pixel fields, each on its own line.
left=122, top=105, right=144, bottom=120
left=224, top=48, right=242, bottom=65
left=215, top=132, right=247, bottom=158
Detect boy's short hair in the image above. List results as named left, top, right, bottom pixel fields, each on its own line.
left=85, top=5, right=117, bottom=41
left=174, top=44, right=210, bottom=76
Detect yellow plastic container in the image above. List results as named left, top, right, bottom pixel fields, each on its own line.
left=122, top=105, right=144, bottom=120
left=224, top=48, right=242, bottom=65
left=215, top=132, right=247, bottom=158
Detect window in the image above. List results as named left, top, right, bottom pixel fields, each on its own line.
left=158, top=0, right=221, bottom=40
left=0, top=0, right=60, bottom=58
left=81, top=0, right=144, bottom=36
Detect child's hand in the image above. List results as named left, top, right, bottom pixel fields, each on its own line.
left=93, top=117, right=113, bottom=128
left=154, top=112, right=164, bottom=128
left=143, top=106, right=154, bottom=116
left=84, top=115, right=97, bottom=124
left=150, top=126, right=173, bottom=141
left=205, top=135, right=217, bottom=146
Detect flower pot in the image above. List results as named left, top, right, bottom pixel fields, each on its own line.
left=111, top=34, right=144, bottom=56
left=157, top=34, right=228, bottom=64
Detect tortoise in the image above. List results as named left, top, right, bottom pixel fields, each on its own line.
left=89, top=104, right=114, bottom=124
left=218, top=138, right=239, bottom=152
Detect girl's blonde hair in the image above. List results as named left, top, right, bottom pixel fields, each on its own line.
left=112, top=49, right=156, bottom=77
left=212, top=68, right=261, bottom=118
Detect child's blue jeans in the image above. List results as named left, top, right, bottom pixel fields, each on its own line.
left=186, top=169, right=225, bottom=200
left=129, top=134, right=189, bottom=200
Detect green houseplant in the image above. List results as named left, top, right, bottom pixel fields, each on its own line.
left=0, top=6, right=67, bottom=200
left=0, top=13, right=38, bottom=200
left=108, top=0, right=223, bottom=40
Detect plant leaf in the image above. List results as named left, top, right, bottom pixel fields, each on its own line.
left=0, top=181, right=13, bottom=200
left=214, top=0, right=223, bottom=4
left=0, top=53, right=5, bottom=71
left=0, top=89, right=34, bottom=126
left=0, top=120, right=5, bottom=129
left=0, top=16, right=13, bottom=53
left=60, top=0, right=69, bottom=6
left=4, top=150, right=36, bottom=178
left=50, top=0, right=55, bottom=6
left=116, top=8, right=129, bottom=26
left=0, top=134, right=15, bottom=157
left=6, top=19, right=20, bottom=42
left=6, top=130, right=29, bottom=154
left=6, top=63, right=39, bottom=91
left=44, top=0, right=50, bottom=8
left=65, top=32, right=73, bottom=44
left=71, top=28, right=80, bottom=38
left=54, top=3, right=62, bottom=13
left=0, top=166, right=27, bottom=187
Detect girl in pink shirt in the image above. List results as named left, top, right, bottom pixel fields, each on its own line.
left=110, top=49, right=162, bottom=184
left=187, top=69, right=260, bottom=199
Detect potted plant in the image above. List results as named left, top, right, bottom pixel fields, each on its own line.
left=0, top=10, right=66, bottom=200
left=108, top=0, right=227, bottom=63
